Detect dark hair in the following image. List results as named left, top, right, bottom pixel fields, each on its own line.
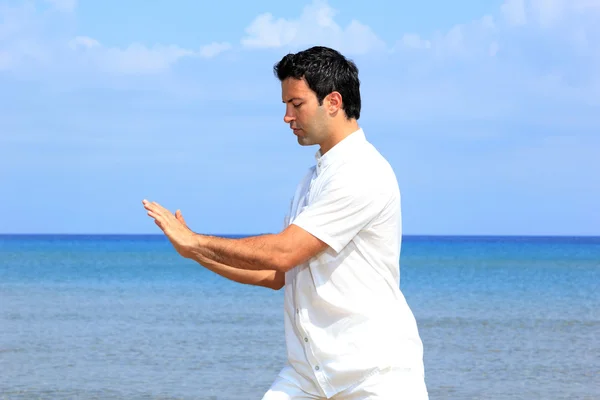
left=273, top=46, right=361, bottom=120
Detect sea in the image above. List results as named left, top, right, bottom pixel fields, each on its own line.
left=0, top=234, right=599, bottom=400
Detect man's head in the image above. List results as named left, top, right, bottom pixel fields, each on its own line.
left=273, top=46, right=361, bottom=151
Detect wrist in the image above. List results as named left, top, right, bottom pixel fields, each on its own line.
left=182, top=232, right=202, bottom=259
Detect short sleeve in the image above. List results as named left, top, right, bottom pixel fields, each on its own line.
left=291, top=169, right=390, bottom=253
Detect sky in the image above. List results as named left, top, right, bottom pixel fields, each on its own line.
left=1, top=0, right=599, bottom=236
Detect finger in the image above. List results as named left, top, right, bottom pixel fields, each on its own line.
left=143, top=200, right=166, bottom=213
left=176, top=210, right=187, bottom=225
left=151, top=215, right=167, bottom=230
left=147, top=210, right=162, bottom=221
left=143, top=201, right=156, bottom=212
left=152, top=202, right=174, bottom=216
left=145, top=204, right=172, bottom=221
left=142, top=199, right=157, bottom=211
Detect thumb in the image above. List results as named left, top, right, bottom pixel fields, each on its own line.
left=175, top=209, right=187, bottom=226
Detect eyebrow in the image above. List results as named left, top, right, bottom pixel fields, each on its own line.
left=282, top=97, right=303, bottom=103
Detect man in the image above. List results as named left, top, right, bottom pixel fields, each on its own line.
left=143, top=46, right=428, bottom=399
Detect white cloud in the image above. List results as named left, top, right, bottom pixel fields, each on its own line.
left=400, top=33, right=431, bottom=50
left=501, top=0, right=527, bottom=25
left=0, top=4, right=231, bottom=76
left=394, top=15, right=497, bottom=58
left=199, top=42, right=232, bottom=58
left=97, top=43, right=196, bottom=74
left=0, top=3, right=50, bottom=70
left=69, top=35, right=99, bottom=49
left=501, top=0, right=600, bottom=28
left=573, top=0, right=600, bottom=12
left=374, top=0, right=600, bottom=128
left=530, top=0, right=565, bottom=27
left=241, top=0, right=386, bottom=55
left=43, top=0, right=77, bottom=13
left=395, top=0, right=600, bottom=62
left=436, top=24, right=466, bottom=53
left=242, top=13, right=296, bottom=49
left=69, top=38, right=231, bottom=74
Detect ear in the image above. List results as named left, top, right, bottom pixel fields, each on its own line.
left=326, top=91, right=343, bottom=114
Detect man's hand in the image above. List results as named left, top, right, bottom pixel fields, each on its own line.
left=142, top=199, right=196, bottom=258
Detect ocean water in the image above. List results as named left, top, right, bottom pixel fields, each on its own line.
left=1, top=234, right=599, bottom=399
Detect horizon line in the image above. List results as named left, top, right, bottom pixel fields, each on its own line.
left=1, top=233, right=599, bottom=238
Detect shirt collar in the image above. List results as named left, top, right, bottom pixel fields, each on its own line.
left=315, top=128, right=366, bottom=175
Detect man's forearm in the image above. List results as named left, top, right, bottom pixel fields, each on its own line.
left=198, top=257, right=284, bottom=290
left=184, top=233, right=290, bottom=272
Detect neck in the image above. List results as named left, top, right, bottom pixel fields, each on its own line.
left=319, top=119, right=360, bottom=155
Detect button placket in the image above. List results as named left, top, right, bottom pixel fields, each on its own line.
left=295, top=304, right=323, bottom=379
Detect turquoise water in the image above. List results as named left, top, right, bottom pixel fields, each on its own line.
left=1, top=235, right=599, bottom=399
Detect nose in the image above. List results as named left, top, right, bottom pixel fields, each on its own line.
left=283, top=107, right=294, bottom=124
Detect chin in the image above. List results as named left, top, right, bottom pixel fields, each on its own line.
left=297, top=136, right=316, bottom=146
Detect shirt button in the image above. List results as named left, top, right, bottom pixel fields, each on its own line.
left=315, top=366, right=320, bottom=371
left=304, top=337, right=308, bottom=342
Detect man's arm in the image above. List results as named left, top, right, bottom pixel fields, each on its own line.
left=142, top=200, right=329, bottom=274
left=186, top=224, right=328, bottom=273
left=199, top=257, right=285, bottom=290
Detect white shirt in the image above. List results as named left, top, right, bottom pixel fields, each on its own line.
left=279, top=128, right=425, bottom=398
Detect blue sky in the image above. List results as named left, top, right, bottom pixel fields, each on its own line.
left=1, top=0, right=598, bottom=235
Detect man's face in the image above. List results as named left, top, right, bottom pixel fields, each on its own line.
left=281, top=77, right=329, bottom=147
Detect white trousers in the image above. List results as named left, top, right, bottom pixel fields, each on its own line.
left=262, top=367, right=429, bottom=400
